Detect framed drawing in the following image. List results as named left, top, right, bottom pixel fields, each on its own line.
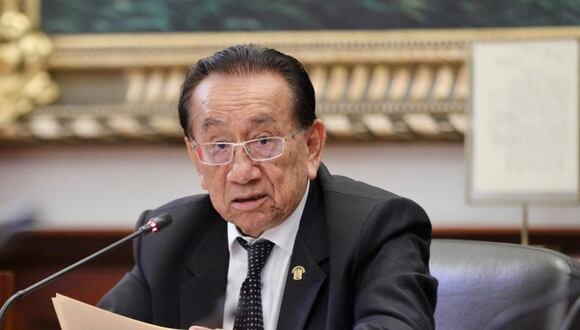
left=468, top=39, right=579, bottom=202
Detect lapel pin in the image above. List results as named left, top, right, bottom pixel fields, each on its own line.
left=291, top=266, right=306, bottom=280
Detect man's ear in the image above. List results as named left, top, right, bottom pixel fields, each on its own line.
left=184, top=137, right=208, bottom=190
left=305, top=119, right=327, bottom=180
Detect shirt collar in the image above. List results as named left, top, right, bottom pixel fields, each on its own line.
left=227, top=181, right=310, bottom=255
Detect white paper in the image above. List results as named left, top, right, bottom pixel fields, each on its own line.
left=52, top=294, right=179, bottom=330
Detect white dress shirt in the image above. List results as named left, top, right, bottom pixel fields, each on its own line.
left=222, top=182, right=309, bottom=330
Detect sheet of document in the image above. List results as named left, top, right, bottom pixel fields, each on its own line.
left=52, top=294, right=179, bottom=330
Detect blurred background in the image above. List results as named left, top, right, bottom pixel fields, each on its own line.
left=0, top=1, right=579, bottom=328
left=1, top=0, right=579, bottom=229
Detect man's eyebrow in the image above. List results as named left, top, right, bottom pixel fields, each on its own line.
left=250, top=115, right=276, bottom=125
left=201, top=117, right=226, bottom=132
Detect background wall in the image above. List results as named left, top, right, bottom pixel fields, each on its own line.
left=0, top=1, right=579, bottom=230
left=1, top=143, right=578, bottom=229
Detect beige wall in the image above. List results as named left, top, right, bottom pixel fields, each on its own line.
left=1, top=143, right=578, bottom=229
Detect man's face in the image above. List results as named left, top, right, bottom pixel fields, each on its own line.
left=185, top=72, right=325, bottom=237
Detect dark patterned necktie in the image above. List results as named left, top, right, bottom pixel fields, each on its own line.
left=234, top=237, right=275, bottom=330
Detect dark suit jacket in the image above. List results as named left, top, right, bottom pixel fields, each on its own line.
left=99, top=164, right=437, bottom=329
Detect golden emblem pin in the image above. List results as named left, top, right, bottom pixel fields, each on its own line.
left=291, top=266, right=306, bottom=280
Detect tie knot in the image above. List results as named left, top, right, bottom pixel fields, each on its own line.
left=236, top=237, right=274, bottom=276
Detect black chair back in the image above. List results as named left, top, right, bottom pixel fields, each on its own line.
left=430, top=240, right=580, bottom=330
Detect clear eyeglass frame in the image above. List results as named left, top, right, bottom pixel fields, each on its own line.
left=189, top=129, right=302, bottom=165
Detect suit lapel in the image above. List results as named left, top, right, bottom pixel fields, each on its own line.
left=179, top=216, right=229, bottom=328
left=277, top=179, right=329, bottom=330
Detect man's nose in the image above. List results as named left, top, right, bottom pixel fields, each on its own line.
left=226, top=146, right=261, bottom=184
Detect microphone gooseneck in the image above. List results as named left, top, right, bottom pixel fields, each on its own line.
left=0, top=213, right=172, bottom=327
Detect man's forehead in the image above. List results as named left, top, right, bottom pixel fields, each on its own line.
left=197, top=113, right=278, bottom=132
left=189, top=72, right=295, bottom=134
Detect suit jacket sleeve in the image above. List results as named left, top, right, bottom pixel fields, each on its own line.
left=352, top=197, right=437, bottom=330
left=97, top=210, right=153, bottom=322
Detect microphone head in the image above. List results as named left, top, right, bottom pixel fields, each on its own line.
left=143, top=214, right=172, bottom=234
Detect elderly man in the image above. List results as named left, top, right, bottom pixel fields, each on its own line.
left=99, top=44, right=437, bottom=330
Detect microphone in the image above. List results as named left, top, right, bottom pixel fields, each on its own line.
left=0, top=213, right=172, bottom=327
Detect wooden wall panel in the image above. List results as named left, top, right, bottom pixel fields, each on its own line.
left=0, top=271, right=15, bottom=330
left=0, top=231, right=131, bottom=330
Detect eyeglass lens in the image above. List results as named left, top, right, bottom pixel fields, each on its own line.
left=197, top=137, right=285, bottom=164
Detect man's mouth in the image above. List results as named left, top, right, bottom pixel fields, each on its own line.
left=231, top=194, right=267, bottom=210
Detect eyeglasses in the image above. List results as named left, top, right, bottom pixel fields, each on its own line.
left=190, top=129, right=302, bottom=165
